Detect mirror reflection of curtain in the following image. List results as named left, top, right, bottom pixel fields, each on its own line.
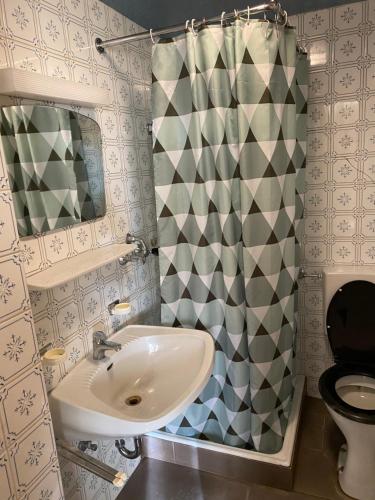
left=0, top=105, right=96, bottom=236
left=77, top=114, right=106, bottom=219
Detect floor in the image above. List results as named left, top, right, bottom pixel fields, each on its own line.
left=119, top=397, right=352, bottom=500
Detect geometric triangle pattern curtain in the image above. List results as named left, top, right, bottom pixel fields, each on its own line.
left=0, top=105, right=96, bottom=237
left=152, top=19, right=307, bottom=453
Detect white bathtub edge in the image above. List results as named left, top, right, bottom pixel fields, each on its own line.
left=148, top=374, right=305, bottom=468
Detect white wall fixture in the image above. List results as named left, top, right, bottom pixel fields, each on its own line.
left=0, top=68, right=111, bottom=107
left=49, top=325, right=215, bottom=441
left=26, top=243, right=136, bottom=290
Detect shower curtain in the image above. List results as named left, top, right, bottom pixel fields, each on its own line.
left=152, top=19, right=307, bottom=453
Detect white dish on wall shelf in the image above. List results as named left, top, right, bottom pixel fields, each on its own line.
left=0, top=68, right=111, bottom=107
left=49, top=325, right=215, bottom=441
left=26, top=243, right=135, bottom=290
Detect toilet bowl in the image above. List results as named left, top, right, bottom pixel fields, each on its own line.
left=320, top=366, right=375, bottom=499
left=319, top=270, right=375, bottom=500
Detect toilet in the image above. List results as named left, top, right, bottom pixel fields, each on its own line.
left=319, top=268, right=375, bottom=500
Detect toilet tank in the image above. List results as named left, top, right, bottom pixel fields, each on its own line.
left=323, top=266, right=375, bottom=315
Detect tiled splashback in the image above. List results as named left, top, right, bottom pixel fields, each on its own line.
left=0, top=131, right=64, bottom=496
left=0, top=0, right=158, bottom=498
left=291, top=0, right=375, bottom=396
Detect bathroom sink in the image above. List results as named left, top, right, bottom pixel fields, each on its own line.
left=49, top=325, right=215, bottom=441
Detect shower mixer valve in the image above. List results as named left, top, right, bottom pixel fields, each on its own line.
left=119, top=233, right=151, bottom=265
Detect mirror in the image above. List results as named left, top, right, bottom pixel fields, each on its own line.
left=0, top=105, right=106, bottom=237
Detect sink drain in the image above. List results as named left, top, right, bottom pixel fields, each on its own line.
left=125, top=395, right=142, bottom=406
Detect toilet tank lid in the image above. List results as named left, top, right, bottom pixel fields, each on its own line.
left=323, top=266, right=375, bottom=278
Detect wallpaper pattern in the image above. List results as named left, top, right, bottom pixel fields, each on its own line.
left=0, top=0, right=158, bottom=498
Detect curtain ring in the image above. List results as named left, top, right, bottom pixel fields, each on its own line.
left=265, top=19, right=272, bottom=39
left=191, top=18, right=198, bottom=36
left=221, top=11, right=226, bottom=27
left=149, top=29, right=156, bottom=44
left=281, top=10, right=288, bottom=27
left=185, top=19, right=190, bottom=31
left=247, top=6, right=251, bottom=24
left=234, top=9, right=239, bottom=19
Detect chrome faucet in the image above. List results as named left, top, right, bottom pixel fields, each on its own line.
left=119, top=233, right=151, bottom=265
left=92, top=331, right=122, bottom=361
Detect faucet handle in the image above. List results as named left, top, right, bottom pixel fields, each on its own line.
left=126, top=233, right=136, bottom=244
left=93, top=331, right=106, bottom=342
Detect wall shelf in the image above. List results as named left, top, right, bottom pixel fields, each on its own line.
left=26, top=244, right=135, bottom=290
left=0, top=68, right=111, bottom=107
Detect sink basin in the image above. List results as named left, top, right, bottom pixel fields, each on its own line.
left=49, top=325, right=214, bottom=441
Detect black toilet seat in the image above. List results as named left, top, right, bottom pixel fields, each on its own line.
left=319, top=364, right=375, bottom=425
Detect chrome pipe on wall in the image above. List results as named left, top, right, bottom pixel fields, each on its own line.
left=56, top=440, right=126, bottom=488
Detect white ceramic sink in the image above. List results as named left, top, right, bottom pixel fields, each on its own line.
left=49, top=325, right=214, bottom=441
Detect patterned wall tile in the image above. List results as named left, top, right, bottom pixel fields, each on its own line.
left=333, top=128, right=359, bottom=155
left=334, top=34, right=362, bottom=64
left=0, top=254, right=29, bottom=323
left=70, top=223, right=94, bottom=255
left=34, top=316, right=55, bottom=350
left=43, top=230, right=70, bottom=265
left=0, top=452, right=14, bottom=500
left=307, top=102, right=330, bottom=129
left=1, top=367, right=48, bottom=438
left=292, top=0, right=375, bottom=397
left=305, top=159, right=329, bottom=184
left=309, top=71, right=330, bottom=98
left=303, top=9, right=331, bottom=37
left=20, top=238, right=45, bottom=276
left=335, top=2, right=363, bottom=29
left=29, top=289, right=49, bottom=317
left=56, top=302, right=81, bottom=340
left=333, top=99, right=359, bottom=125
left=332, top=158, right=358, bottom=183
left=0, top=191, right=18, bottom=256
left=11, top=420, right=58, bottom=490
left=2, top=0, right=37, bottom=42
left=27, top=468, right=64, bottom=500
left=0, top=314, right=38, bottom=383
left=332, top=241, right=356, bottom=262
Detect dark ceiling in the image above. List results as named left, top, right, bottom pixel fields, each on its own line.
left=102, top=0, right=361, bottom=30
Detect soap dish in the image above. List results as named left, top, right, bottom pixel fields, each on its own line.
left=108, top=300, right=132, bottom=316
left=42, top=348, right=67, bottom=366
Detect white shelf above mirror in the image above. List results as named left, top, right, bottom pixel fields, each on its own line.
left=0, top=68, right=111, bottom=107
left=26, top=243, right=135, bottom=290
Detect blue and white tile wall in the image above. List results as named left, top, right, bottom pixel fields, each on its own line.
left=0, top=0, right=158, bottom=498
left=291, top=0, right=375, bottom=397
left=0, top=132, right=63, bottom=497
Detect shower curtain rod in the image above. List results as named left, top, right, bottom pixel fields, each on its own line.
left=95, top=0, right=287, bottom=53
